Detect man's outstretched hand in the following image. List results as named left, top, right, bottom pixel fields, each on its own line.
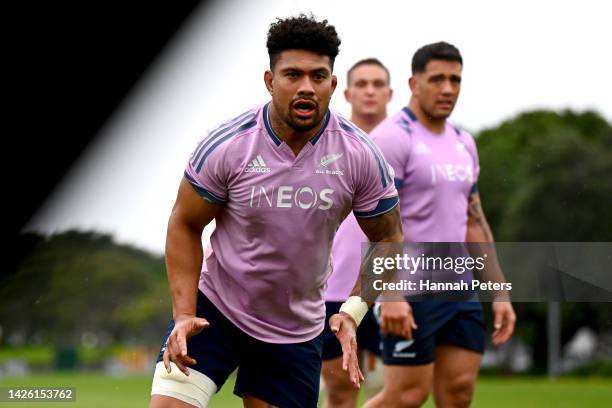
left=163, top=316, right=209, bottom=375
left=329, top=312, right=365, bottom=388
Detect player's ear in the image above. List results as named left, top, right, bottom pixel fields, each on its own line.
left=344, top=88, right=350, bottom=103
left=264, top=70, right=274, bottom=95
left=387, top=87, right=394, bottom=102
left=330, top=74, right=338, bottom=95
left=408, top=76, right=416, bottom=93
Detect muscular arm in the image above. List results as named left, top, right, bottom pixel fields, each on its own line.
left=466, top=191, right=494, bottom=242
left=357, top=204, right=404, bottom=244
left=328, top=204, right=405, bottom=385
left=166, top=177, right=223, bottom=320
left=465, top=191, right=505, bottom=291
left=466, top=190, right=516, bottom=344
left=353, top=205, right=404, bottom=305
left=466, top=191, right=510, bottom=301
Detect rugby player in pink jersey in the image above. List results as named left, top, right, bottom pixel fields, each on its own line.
left=149, top=15, right=408, bottom=408
left=362, top=42, right=516, bottom=408
left=321, top=58, right=394, bottom=408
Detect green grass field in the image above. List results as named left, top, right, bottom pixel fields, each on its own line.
left=1, top=373, right=611, bottom=407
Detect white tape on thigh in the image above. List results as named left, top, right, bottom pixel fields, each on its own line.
left=151, top=362, right=217, bottom=408
left=339, top=296, right=369, bottom=326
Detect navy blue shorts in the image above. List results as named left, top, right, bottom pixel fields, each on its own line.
left=156, top=290, right=324, bottom=408
left=382, top=300, right=485, bottom=365
left=321, top=301, right=382, bottom=360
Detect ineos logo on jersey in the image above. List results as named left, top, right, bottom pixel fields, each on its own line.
left=431, top=164, right=473, bottom=184
left=249, top=186, right=335, bottom=210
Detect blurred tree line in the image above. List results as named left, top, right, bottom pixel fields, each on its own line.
left=477, top=110, right=612, bottom=241
left=0, top=109, right=610, bottom=372
left=475, top=109, right=612, bottom=371
left=0, top=231, right=171, bottom=348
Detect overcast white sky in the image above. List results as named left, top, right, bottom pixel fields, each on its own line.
left=26, top=0, right=612, bottom=254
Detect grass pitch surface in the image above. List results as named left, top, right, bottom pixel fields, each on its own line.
left=1, top=373, right=610, bottom=407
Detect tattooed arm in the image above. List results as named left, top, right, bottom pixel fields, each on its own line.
left=353, top=205, right=404, bottom=302
left=357, top=205, right=416, bottom=341
left=328, top=205, right=407, bottom=388
left=466, top=191, right=503, bottom=286
left=466, top=191, right=494, bottom=242
left=466, top=190, right=516, bottom=345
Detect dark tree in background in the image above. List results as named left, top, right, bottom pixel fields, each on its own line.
left=476, top=110, right=612, bottom=371
left=0, top=231, right=170, bottom=347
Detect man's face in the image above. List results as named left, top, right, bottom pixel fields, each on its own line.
left=345, top=64, right=392, bottom=116
left=410, top=59, right=462, bottom=120
left=265, top=49, right=337, bottom=132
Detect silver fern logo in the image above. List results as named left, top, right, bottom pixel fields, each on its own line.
left=320, top=153, right=344, bottom=167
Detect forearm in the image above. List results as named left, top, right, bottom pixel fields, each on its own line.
left=466, top=218, right=494, bottom=243
left=466, top=215, right=502, bottom=273
left=353, top=205, right=405, bottom=305
left=466, top=190, right=494, bottom=243
left=467, top=224, right=505, bottom=277
left=165, top=214, right=204, bottom=320
left=348, top=244, right=404, bottom=306
left=466, top=193, right=508, bottom=299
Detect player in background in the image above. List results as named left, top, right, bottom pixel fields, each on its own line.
left=362, top=42, right=516, bottom=408
left=321, top=58, right=393, bottom=408
left=149, top=15, right=408, bottom=408
left=342, top=58, right=392, bottom=134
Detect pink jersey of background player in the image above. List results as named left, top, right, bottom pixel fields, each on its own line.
left=326, top=106, right=478, bottom=301
left=185, top=102, right=398, bottom=344
left=372, top=107, right=478, bottom=241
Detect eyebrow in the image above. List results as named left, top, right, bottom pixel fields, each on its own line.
left=428, top=73, right=461, bottom=80
left=280, top=66, right=330, bottom=74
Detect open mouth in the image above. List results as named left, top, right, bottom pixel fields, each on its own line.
left=292, top=99, right=317, bottom=119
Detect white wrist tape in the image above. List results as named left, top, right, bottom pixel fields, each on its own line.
left=339, top=296, right=369, bottom=326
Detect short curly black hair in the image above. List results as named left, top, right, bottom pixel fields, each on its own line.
left=266, top=14, right=341, bottom=71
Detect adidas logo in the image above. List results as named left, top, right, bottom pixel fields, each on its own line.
left=415, top=141, right=431, bottom=155
left=245, top=154, right=271, bottom=173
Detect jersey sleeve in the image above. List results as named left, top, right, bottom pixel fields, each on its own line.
left=371, top=122, right=411, bottom=190
left=184, top=132, right=229, bottom=204
left=462, top=130, right=480, bottom=191
left=352, top=140, right=399, bottom=218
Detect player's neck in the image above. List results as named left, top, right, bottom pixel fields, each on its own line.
left=351, top=111, right=386, bottom=134
left=408, top=100, right=446, bottom=134
left=269, top=105, right=323, bottom=156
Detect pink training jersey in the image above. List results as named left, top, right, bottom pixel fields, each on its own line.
left=372, top=107, right=479, bottom=243
left=184, top=103, right=398, bottom=343
left=326, top=108, right=479, bottom=300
